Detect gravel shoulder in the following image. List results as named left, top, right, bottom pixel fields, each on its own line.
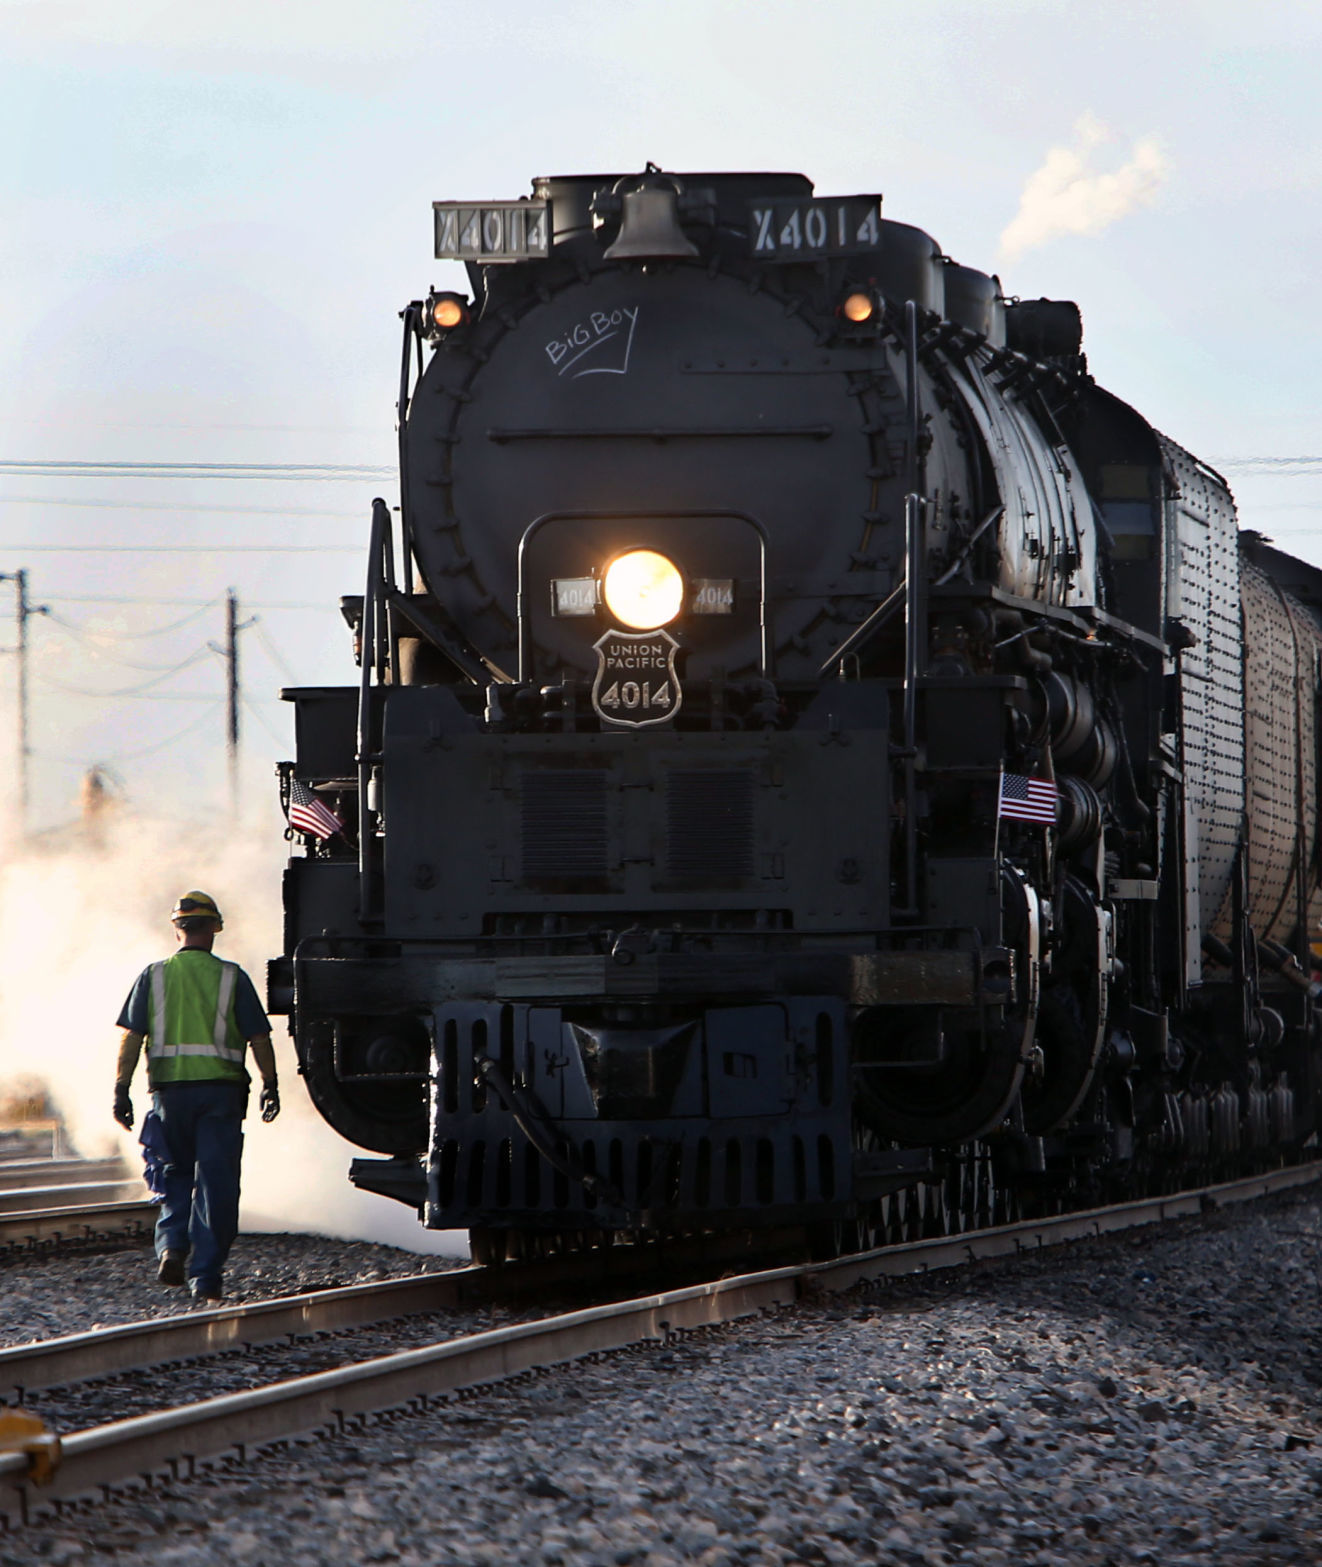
left=2, top=1190, right=1320, bottom=1565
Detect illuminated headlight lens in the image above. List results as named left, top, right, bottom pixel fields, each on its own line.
left=842, top=291, right=876, bottom=323
left=602, top=550, right=683, bottom=630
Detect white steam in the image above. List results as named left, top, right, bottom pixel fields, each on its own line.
left=1000, top=112, right=1169, bottom=262
left=0, top=802, right=464, bottom=1257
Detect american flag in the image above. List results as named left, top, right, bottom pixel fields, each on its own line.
left=998, top=771, right=1057, bottom=824
left=288, top=780, right=344, bottom=840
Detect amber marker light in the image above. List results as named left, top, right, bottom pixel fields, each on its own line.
left=842, top=291, right=876, bottom=324
left=429, top=294, right=469, bottom=330
left=602, top=549, right=684, bottom=630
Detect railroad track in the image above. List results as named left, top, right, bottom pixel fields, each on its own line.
left=0, top=1158, right=1317, bottom=1530
left=0, top=1155, right=152, bottom=1254
left=0, top=1159, right=130, bottom=1194
left=0, top=1126, right=65, bottom=1163
left=0, top=1199, right=157, bottom=1253
left=0, top=1182, right=147, bottom=1219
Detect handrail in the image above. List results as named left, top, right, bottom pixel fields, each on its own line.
left=357, top=498, right=397, bottom=925
left=815, top=574, right=905, bottom=678
left=395, top=304, right=425, bottom=591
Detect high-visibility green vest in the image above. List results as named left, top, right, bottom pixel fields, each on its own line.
left=145, top=950, right=249, bottom=1085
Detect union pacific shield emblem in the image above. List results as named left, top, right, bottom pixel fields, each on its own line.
left=591, top=629, right=681, bottom=728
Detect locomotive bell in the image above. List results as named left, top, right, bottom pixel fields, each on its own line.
left=604, top=180, right=699, bottom=261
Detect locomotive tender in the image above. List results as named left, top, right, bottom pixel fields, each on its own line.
left=270, top=167, right=1322, bottom=1257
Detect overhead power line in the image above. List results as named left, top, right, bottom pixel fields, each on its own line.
left=30, top=689, right=280, bottom=703
left=46, top=601, right=222, bottom=640
left=9, top=572, right=298, bottom=823
left=241, top=690, right=291, bottom=751
left=35, top=645, right=212, bottom=699
left=0, top=496, right=366, bottom=519
left=41, top=594, right=338, bottom=609
left=99, top=702, right=226, bottom=766
left=6, top=418, right=385, bottom=435
left=253, top=620, right=298, bottom=684
left=43, top=611, right=215, bottom=673
left=0, top=461, right=391, bottom=481
left=0, top=544, right=363, bottom=553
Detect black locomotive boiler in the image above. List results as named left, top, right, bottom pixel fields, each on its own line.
left=270, top=167, right=1322, bottom=1259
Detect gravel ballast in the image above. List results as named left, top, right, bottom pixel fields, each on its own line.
left=1, top=1190, right=1320, bottom=1564
left=0, top=1233, right=462, bottom=1349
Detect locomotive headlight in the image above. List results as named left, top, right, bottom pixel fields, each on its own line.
left=842, top=290, right=876, bottom=324
left=602, top=550, right=684, bottom=630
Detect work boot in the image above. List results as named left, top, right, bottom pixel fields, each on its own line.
left=190, top=1279, right=223, bottom=1305
left=157, top=1251, right=186, bottom=1287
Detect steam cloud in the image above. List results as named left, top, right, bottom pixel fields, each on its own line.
left=0, top=800, right=463, bottom=1257
left=1000, top=113, right=1169, bottom=262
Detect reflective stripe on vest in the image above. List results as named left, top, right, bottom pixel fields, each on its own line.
left=145, top=954, right=247, bottom=1082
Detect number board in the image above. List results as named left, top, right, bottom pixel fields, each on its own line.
left=747, top=195, right=883, bottom=261
left=433, top=202, right=550, bottom=263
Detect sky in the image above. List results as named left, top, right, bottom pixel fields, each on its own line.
left=1, top=0, right=1320, bottom=827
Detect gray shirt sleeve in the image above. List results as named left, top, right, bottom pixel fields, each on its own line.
left=116, top=968, right=152, bottom=1034
left=234, top=967, right=271, bottom=1040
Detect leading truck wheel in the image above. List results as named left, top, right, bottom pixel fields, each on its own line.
left=851, top=865, right=1041, bottom=1146
left=300, top=1020, right=429, bottom=1155
left=852, top=1013, right=1031, bottom=1145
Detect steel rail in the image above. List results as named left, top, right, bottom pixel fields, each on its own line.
left=0, top=1230, right=814, bottom=1398
left=0, top=1160, right=128, bottom=1194
left=0, top=1236, right=782, bottom=1399
left=0, top=1159, right=1318, bottom=1525
left=0, top=1270, right=482, bottom=1399
left=0, top=1125, right=62, bottom=1162
left=0, top=1182, right=147, bottom=1218
left=810, top=1158, right=1322, bottom=1293
left=0, top=1200, right=157, bottom=1250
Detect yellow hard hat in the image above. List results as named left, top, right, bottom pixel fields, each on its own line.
left=171, top=891, right=223, bottom=929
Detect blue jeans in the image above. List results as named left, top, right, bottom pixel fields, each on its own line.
left=151, top=1080, right=248, bottom=1290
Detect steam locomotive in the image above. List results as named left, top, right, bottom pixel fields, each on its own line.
left=269, top=167, right=1322, bottom=1258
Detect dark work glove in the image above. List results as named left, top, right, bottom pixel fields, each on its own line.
left=113, top=1086, right=134, bottom=1131
left=260, top=1085, right=280, bottom=1123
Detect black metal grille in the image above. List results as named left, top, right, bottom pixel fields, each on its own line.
left=666, top=769, right=755, bottom=882
left=521, top=769, right=608, bottom=880
left=430, top=1130, right=835, bottom=1215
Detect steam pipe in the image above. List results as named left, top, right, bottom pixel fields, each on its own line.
left=902, top=491, right=926, bottom=917
left=900, top=301, right=926, bottom=919
left=902, top=493, right=925, bottom=755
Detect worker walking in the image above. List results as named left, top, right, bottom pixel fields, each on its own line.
left=113, top=891, right=280, bottom=1304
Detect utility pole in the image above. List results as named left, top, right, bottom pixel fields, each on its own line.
left=226, top=588, right=239, bottom=815
left=211, top=589, right=254, bottom=819
left=0, top=569, right=48, bottom=833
